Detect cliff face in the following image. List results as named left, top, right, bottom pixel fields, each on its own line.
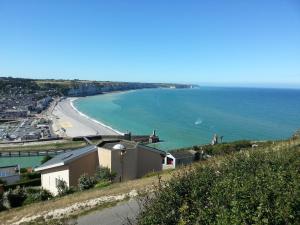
left=0, top=77, right=195, bottom=97
left=66, top=82, right=193, bottom=97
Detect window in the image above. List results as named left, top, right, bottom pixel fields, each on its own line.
left=167, top=157, right=174, bottom=165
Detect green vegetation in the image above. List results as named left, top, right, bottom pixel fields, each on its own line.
left=1, top=187, right=53, bottom=210
left=56, top=179, right=73, bottom=197
left=4, top=186, right=27, bottom=208
left=0, top=140, right=87, bottom=153
left=94, top=166, right=117, bottom=182
left=0, top=178, right=6, bottom=185
left=0, top=192, right=4, bottom=211
left=23, top=188, right=53, bottom=205
left=78, top=167, right=117, bottom=191
left=78, top=174, right=96, bottom=191
left=136, top=142, right=300, bottom=225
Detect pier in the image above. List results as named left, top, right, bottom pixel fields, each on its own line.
left=0, top=149, right=70, bottom=157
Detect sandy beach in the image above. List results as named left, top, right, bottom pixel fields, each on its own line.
left=50, top=98, right=121, bottom=137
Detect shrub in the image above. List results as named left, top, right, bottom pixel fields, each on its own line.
left=0, top=192, right=5, bottom=211
left=136, top=145, right=300, bottom=225
left=95, top=167, right=117, bottom=182
left=0, top=178, right=6, bottom=185
left=20, top=168, right=28, bottom=174
left=24, top=188, right=53, bottom=205
left=78, top=174, right=96, bottom=191
left=56, top=179, right=70, bottom=197
left=21, top=172, right=41, bottom=181
left=4, top=186, right=27, bottom=208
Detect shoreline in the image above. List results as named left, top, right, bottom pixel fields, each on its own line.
left=50, top=93, right=125, bottom=137
left=69, top=97, right=124, bottom=135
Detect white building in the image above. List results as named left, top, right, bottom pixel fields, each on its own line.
left=163, top=150, right=196, bottom=170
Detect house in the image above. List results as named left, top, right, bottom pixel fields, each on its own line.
left=163, top=150, right=196, bottom=169
left=35, top=145, right=99, bottom=195
left=98, top=140, right=166, bottom=182
left=35, top=140, right=166, bottom=195
left=0, top=165, right=20, bottom=185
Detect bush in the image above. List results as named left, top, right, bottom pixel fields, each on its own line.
left=21, top=172, right=41, bottom=181
left=78, top=174, right=96, bottom=191
left=0, top=192, right=5, bottom=211
left=0, top=178, right=6, bottom=185
left=4, top=186, right=27, bottom=208
left=56, top=179, right=71, bottom=197
left=20, top=168, right=28, bottom=174
left=136, top=145, right=300, bottom=225
left=95, top=167, right=117, bottom=182
left=24, top=188, right=53, bottom=205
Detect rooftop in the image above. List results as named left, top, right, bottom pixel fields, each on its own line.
left=98, top=140, right=137, bottom=150
left=35, top=145, right=97, bottom=171
left=168, top=150, right=195, bottom=159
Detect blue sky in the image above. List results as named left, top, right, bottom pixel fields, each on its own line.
left=0, top=0, right=300, bottom=87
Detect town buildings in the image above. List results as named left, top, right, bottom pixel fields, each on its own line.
left=35, top=140, right=166, bottom=195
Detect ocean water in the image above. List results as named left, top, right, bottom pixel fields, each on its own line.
left=0, top=156, right=44, bottom=168
left=74, top=87, right=300, bottom=150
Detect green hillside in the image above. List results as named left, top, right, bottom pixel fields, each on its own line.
left=137, top=139, right=300, bottom=225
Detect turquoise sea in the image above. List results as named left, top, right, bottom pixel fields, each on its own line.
left=74, top=87, right=300, bottom=150
left=1, top=87, right=300, bottom=168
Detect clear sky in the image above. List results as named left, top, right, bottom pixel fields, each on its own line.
left=0, top=0, right=300, bottom=87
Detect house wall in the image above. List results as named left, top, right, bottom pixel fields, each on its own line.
left=68, top=150, right=99, bottom=187
left=115, top=148, right=137, bottom=181
left=1, top=175, right=20, bottom=185
left=41, top=165, right=69, bottom=195
left=98, top=147, right=138, bottom=182
left=98, top=148, right=112, bottom=169
left=136, top=147, right=163, bottom=178
left=175, top=157, right=194, bottom=167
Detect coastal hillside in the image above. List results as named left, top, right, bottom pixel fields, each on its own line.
left=136, top=138, right=300, bottom=225
left=0, top=77, right=192, bottom=97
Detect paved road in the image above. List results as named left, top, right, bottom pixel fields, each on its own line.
left=69, top=198, right=140, bottom=225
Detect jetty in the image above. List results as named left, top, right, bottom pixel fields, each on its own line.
left=0, top=149, right=70, bottom=157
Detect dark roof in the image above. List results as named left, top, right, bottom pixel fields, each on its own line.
left=138, top=144, right=166, bottom=156
left=98, top=140, right=137, bottom=150
left=98, top=139, right=166, bottom=156
left=0, top=165, right=18, bottom=169
left=169, top=150, right=195, bottom=159
left=35, top=145, right=97, bottom=171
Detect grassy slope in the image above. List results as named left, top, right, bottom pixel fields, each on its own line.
left=137, top=139, right=300, bottom=225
